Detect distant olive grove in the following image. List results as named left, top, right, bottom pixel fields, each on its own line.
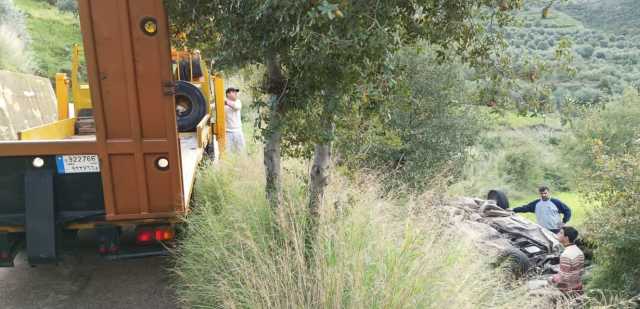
left=504, top=3, right=640, bottom=109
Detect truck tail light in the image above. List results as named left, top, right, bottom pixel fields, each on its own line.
left=136, top=229, right=154, bottom=245
left=136, top=227, right=173, bottom=245
left=154, top=227, right=174, bottom=241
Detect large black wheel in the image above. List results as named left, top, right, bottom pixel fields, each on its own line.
left=487, top=189, right=510, bottom=210
left=175, top=81, right=207, bottom=132
left=496, top=247, right=531, bottom=278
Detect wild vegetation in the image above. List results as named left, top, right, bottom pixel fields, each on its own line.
left=175, top=154, right=551, bottom=308
left=504, top=2, right=640, bottom=108
left=8, top=0, right=640, bottom=305
left=166, top=0, right=640, bottom=305
left=335, top=46, right=485, bottom=192
left=563, top=89, right=640, bottom=296
left=11, top=0, right=80, bottom=78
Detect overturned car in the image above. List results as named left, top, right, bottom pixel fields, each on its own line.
left=447, top=195, right=563, bottom=276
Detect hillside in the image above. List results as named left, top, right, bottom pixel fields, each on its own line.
left=504, top=2, right=640, bottom=107
left=559, top=0, right=640, bottom=35
left=13, top=0, right=80, bottom=78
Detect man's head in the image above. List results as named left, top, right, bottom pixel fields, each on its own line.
left=193, top=49, right=201, bottom=60
left=539, top=186, right=551, bottom=201
left=226, top=87, right=240, bottom=100
left=557, top=226, right=578, bottom=246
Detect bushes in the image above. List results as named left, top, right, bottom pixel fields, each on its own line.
left=335, top=46, right=483, bottom=192
left=576, top=45, right=594, bottom=59
left=499, top=148, right=543, bottom=189
left=594, top=51, right=606, bottom=59
left=564, top=89, right=640, bottom=296
left=538, top=40, right=550, bottom=50
left=574, top=87, right=602, bottom=105
left=585, top=153, right=640, bottom=296
left=55, top=0, right=76, bottom=13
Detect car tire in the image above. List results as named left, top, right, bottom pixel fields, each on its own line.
left=497, top=247, right=531, bottom=278
left=487, top=189, right=510, bottom=210
left=175, top=81, right=207, bottom=132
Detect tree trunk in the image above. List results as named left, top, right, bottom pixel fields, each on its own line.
left=264, top=105, right=282, bottom=209
left=263, top=54, right=286, bottom=209
left=304, top=121, right=334, bottom=262
left=308, top=141, right=332, bottom=218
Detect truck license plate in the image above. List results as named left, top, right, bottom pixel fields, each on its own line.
left=56, top=155, right=100, bottom=174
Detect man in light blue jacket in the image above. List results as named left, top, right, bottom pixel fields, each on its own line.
left=513, top=186, right=572, bottom=233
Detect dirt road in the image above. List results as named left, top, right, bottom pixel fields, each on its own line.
left=0, top=231, right=178, bottom=309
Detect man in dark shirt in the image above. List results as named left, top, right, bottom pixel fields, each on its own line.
left=513, top=186, right=571, bottom=233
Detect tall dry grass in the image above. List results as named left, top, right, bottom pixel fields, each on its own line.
left=173, top=153, right=552, bottom=308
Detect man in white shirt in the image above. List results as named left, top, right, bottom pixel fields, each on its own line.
left=224, top=87, right=245, bottom=153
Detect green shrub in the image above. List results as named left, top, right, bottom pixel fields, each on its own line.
left=595, top=51, right=607, bottom=59
left=55, top=0, right=76, bottom=13
left=336, top=46, right=483, bottom=192
left=574, top=87, right=602, bottom=105
left=542, top=166, right=570, bottom=192
left=597, top=76, right=615, bottom=95
left=538, top=41, right=550, bottom=50
left=564, top=89, right=640, bottom=296
left=499, top=147, right=544, bottom=189
left=576, top=45, right=595, bottom=59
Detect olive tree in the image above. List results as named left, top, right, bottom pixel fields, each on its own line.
left=166, top=0, right=524, bottom=228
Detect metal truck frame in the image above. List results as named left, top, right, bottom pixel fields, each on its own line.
left=0, top=0, right=226, bottom=266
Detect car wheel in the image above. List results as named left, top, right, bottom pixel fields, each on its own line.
left=487, top=189, right=510, bottom=210
left=496, top=247, right=531, bottom=278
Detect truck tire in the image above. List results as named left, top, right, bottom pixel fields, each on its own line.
left=175, top=81, right=207, bottom=132
left=496, top=248, right=531, bottom=278
left=487, top=189, right=510, bottom=210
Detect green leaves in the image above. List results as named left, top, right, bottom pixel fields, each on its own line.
left=165, top=0, right=525, bottom=158
left=564, top=90, right=640, bottom=295
left=316, top=1, right=339, bottom=20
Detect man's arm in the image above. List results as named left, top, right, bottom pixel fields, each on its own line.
left=225, top=99, right=242, bottom=110
left=552, top=199, right=572, bottom=223
left=512, top=200, right=538, bottom=213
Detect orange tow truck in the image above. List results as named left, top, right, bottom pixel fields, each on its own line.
left=0, top=0, right=226, bottom=266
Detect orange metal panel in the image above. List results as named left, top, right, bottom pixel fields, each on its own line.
left=144, top=154, right=175, bottom=213
left=109, top=155, right=141, bottom=215
left=78, top=0, right=183, bottom=221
